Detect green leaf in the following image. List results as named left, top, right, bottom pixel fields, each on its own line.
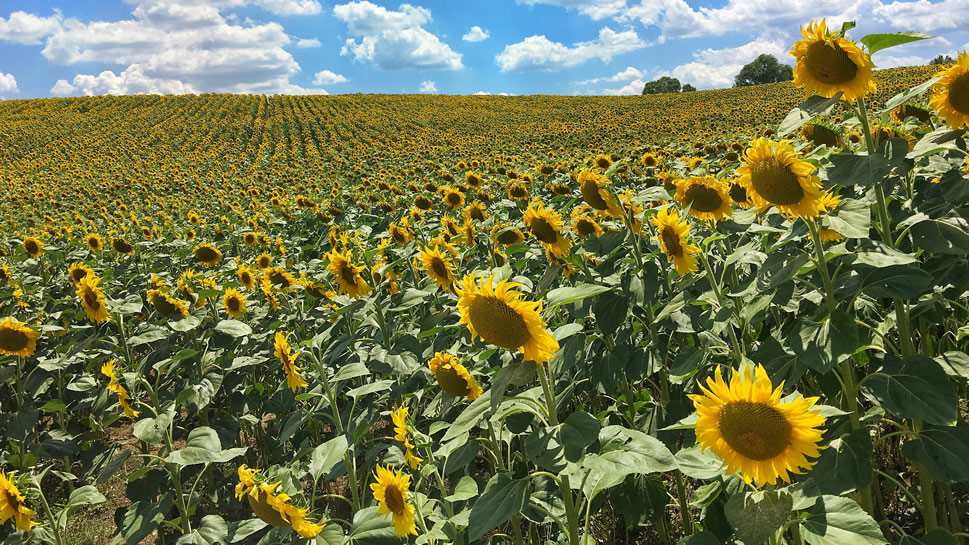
left=901, top=421, right=969, bottom=483
left=165, top=426, right=247, bottom=466
left=935, top=351, right=969, bottom=380
left=800, top=496, right=884, bottom=545
left=778, top=94, right=843, bottom=138
left=310, top=435, right=348, bottom=481
left=581, top=426, right=677, bottom=478
left=593, top=290, right=629, bottom=336
left=545, top=283, right=612, bottom=308
left=117, top=294, right=144, bottom=315
left=226, top=519, right=268, bottom=543
left=910, top=217, right=969, bottom=255
left=128, top=328, right=170, bottom=347
left=333, top=361, right=370, bottom=381
left=445, top=475, right=478, bottom=502
left=214, top=319, right=252, bottom=337
left=826, top=138, right=909, bottom=187
left=132, top=412, right=172, bottom=445
left=490, top=361, right=538, bottom=413
left=468, top=473, right=529, bottom=540
left=347, top=506, right=397, bottom=544
left=790, top=309, right=858, bottom=373
left=169, top=315, right=201, bottom=332
left=175, top=515, right=228, bottom=545
left=442, top=390, right=491, bottom=442
left=677, top=531, right=721, bottom=545
left=908, top=127, right=965, bottom=158
left=560, top=411, right=601, bottom=462
left=121, top=494, right=174, bottom=545
left=612, top=475, right=668, bottom=527
left=809, top=429, right=873, bottom=495
left=675, top=445, right=725, bottom=480
left=851, top=239, right=917, bottom=267
left=861, top=32, right=932, bottom=55
left=315, top=524, right=346, bottom=545
left=861, top=354, right=958, bottom=426
left=882, top=75, right=944, bottom=112
left=859, top=264, right=932, bottom=299
left=67, top=485, right=106, bottom=507
left=824, top=198, right=870, bottom=239
left=724, top=489, right=793, bottom=545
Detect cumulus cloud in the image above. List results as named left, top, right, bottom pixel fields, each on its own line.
left=515, top=0, right=628, bottom=20
left=312, top=69, right=349, bottom=85
left=419, top=79, right=437, bottom=93
left=664, top=37, right=790, bottom=90
left=872, top=0, right=969, bottom=32
left=577, top=65, right=642, bottom=84
left=0, top=10, right=63, bottom=45
left=50, top=65, right=197, bottom=96
left=0, top=72, right=18, bottom=94
left=296, top=37, right=321, bottom=48
left=602, top=78, right=644, bottom=95
left=334, top=1, right=462, bottom=70
left=474, top=90, right=514, bottom=95
left=463, top=25, right=490, bottom=42
left=496, top=26, right=648, bottom=71
left=252, top=0, right=322, bottom=15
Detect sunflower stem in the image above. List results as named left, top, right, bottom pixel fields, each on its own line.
left=913, top=419, right=940, bottom=531
left=805, top=219, right=837, bottom=312
left=674, top=470, right=693, bottom=536
left=699, top=248, right=743, bottom=362
left=538, top=364, right=580, bottom=545
left=33, top=473, right=65, bottom=545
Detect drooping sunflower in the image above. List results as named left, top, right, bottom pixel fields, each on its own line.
left=390, top=406, right=423, bottom=470
left=76, top=274, right=110, bottom=323
left=674, top=175, right=733, bottom=222
left=22, top=237, right=42, bottom=258
left=388, top=220, right=413, bottom=246
left=325, top=248, right=372, bottom=299
left=223, top=288, right=247, bottom=318
left=86, top=233, right=104, bottom=252
left=523, top=199, right=571, bottom=258
left=68, top=262, right=94, bottom=285
left=147, top=289, right=190, bottom=318
left=428, top=352, right=482, bottom=401
left=0, top=470, right=37, bottom=532
left=735, top=138, right=823, bottom=219
left=577, top=169, right=624, bottom=218
left=274, top=331, right=308, bottom=391
left=650, top=206, right=700, bottom=276
left=929, top=50, right=969, bottom=128
left=456, top=271, right=559, bottom=364
left=790, top=19, right=875, bottom=102
left=463, top=201, right=487, bottom=223
left=193, top=243, right=223, bottom=267
left=370, top=466, right=418, bottom=538
left=112, top=237, right=135, bottom=255
left=507, top=182, right=529, bottom=201
left=490, top=223, right=525, bottom=246
left=0, top=317, right=40, bottom=358
left=689, top=364, right=826, bottom=487
left=419, top=246, right=456, bottom=292
left=235, top=466, right=325, bottom=538
left=265, top=266, right=297, bottom=288
left=101, top=359, right=139, bottom=418
left=237, top=265, right=256, bottom=290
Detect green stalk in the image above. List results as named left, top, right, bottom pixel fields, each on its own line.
left=674, top=471, right=693, bottom=536
left=538, top=365, right=580, bottom=545
left=699, top=249, right=743, bottom=362
left=33, top=475, right=64, bottom=545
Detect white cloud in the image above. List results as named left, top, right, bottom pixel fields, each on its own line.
left=603, top=78, right=644, bottom=95
left=577, top=65, right=642, bottom=84
left=462, top=25, right=490, bottom=42
left=515, top=0, right=628, bottom=20
left=664, top=37, right=789, bottom=90
left=313, top=69, right=348, bottom=84
left=496, top=26, right=648, bottom=71
left=0, top=10, right=63, bottom=45
left=419, top=79, right=437, bottom=93
left=252, top=0, right=322, bottom=15
left=50, top=79, right=75, bottom=96
left=0, top=72, right=18, bottom=94
left=296, top=37, right=321, bottom=48
left=872, top=0, right=969, bottom=32
left=49, top=65, right=197, bottom=96
left=872, top=53, right=932, bottom=68
left=474, top=90, right=514, bottom=95
left=334, top=1, right=462, bottom=70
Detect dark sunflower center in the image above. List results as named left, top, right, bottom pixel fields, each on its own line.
left=415, top=197, right=431, bottom=210
left=470, top=208, right=485, bottom=221
left=728, top=183, right=748, bottom=204
left=392, top=229, right=406, bottom=243
left=805, top=125, right=840, bottom=147
left=196, top=246, right=219, bottom=262
left=72, top=269, right=89, bottom=283
left=430, top=257, right=448, bottom=279
left=0, top=327, right=29, bottom=351
left=948, top=72, right=969, bottom=115
left=684, top=185, right=724, bottom=213
left=596, top=157, right=611, bottom=169
left=510, top=186, right=527, bottom=198
left=84, top=290, right=101, bottom=311
left=581, top=181, right=609, bottom=210
left=468, top=296, right=531, bottom=350
left=529, top=218, right=559, bottom=244
left=241, top=273, right=253, bottom=286
left=718, top=401, right=792, bottom=461
left=576, top=218, right=597, bottom=237
left=447, top=193, right=461, bottom=205
left=25, top=241, right=39, bottom=254
left=497, top=229, right=520, bottom=245
left=113, top=239, right=132, bottom=253
left=749, top=156, right=805, bottom=206
left=434, top=363, right=472, bottom=397
left=258, top=257, right=270, bottom=268
left=270, top=272, right=291, bottom=286
left=804, top=41, right=858, bottom=85
left=660, top=226, right=683, bottom=257
left=154, top=296, right=176, bottom=315
left=339, top=263, right=358, bottom=286
left=227, top=297, right=241, bottom=312
left=89, top=238, right=101, bottom=250
left=384, top=484, right=406, bottom=516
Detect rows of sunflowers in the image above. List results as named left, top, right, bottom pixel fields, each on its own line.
left=1, top=19, right=969, bottom=545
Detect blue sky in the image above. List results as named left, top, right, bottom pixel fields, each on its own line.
left=1, top=0, right=967, bottom=99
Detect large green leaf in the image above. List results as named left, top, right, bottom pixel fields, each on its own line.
left=132, top=412, right=173, bottom=445
left=799, top=495, right=885, bottom=545
left=165, top=426, right=248, bottom=466
left=777, top=94, right=843, bottom=137
left=882, top=75, right=943, bottom=112
left=824, top=198, right=870, bottom=239
left=560, top=410, right=601, bottom=462
left=675, top=444, right=727, bottom=480
left=581, top=426, right=677, bottom=478
left=901, top=421, right=969, bottom=483
left=545, top=283, right=612, bottom=307
left=860, top=354, right=958, bottom=426
left=347, top=506, right=397, bottom=544
left=310, top=435, right=348, bottom=481
left=175, top=515, right=228, bottom=545
left=809, top=429, right=873, bottom=495
left=724, top=489, right=793, bottom=545
left=861, top=32, right=932, bottom=55
left=910, top=218, right=969, bottom=255
left=121, top=494, right=174, bottom=545
left=226, top=519, right=268, bottom=543
left=593, top=290, right=629, bottom=336
left=826, top=138, right=908, bottom=187
left=790, top=309, right=858, bottom=373
left=468, top=473, right=529, bottom=539
left=859, top=264, right=932, bottom=299
left=442, top=390, right=491, bottom=442
left=214, top=319, right=252, bottom=338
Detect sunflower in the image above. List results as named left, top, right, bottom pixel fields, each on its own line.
left=799, top=123, right=844, bottom=148
left=256, top=253, right=272, bottom=269
left=577, top=169, right=624, bottom=218
left=571, top=211, right=604, bottom=238
left=929, top=51, right=969, bottom=128
left=274, top=331, right=308, bottom=391
left=507, top=182, right=529, bottom=201
left=456, top=271, right=559, bottom=364
left=641, top=152, right=660, bottom=168
left=689, top=364, right=826, bottom=487
left=0, top=317, right=40, bottom=358
left=325, top=248, right=372, bottom=299
left=594, top=154, right=613, bottom=170
left=735, top=138, right=823, bottom=219
left=243, top=232, right=258, bottom=246
left=370, top=466, right=418, bottom=538
left=523, top=199, right=571, bottom=258
left=465, top=171, right=483, bottom=187
left=68, top=262, right=94, bottom=285
left=193, top=243, right=223, bottom=267
left=235, top=466, right=324, bottom=537
left=429, top=352, right=482, bottom=401
left=442, top=187, right=465, bottom=209
left=674, top=176, right=733, bottom=222
left=22, top=237, right=42, bottom=258
left=0, top=265, right=13, bottom=286
left=76, top=274, right=110, bottom=323
left=727, top=182, right=752, bottom=208
left=266, top=267, right=297, bottom=288
left=790, top=19, right=875, bottom=102
left=419, top=246, right=456, bottom=291
left=390, top=406, right=423, bottom=470
left=147, top=289, right=190, bottom=318
left=463, top=201, right=487, bottom=223
left=650, top=206, right=700, bottom=276
left=101, top=359, right=139, bottom=418
left=388, top=220, right=413, bottom=246
left=414, top=195, right=433, bottom=210
left=490, top=223, right=525, bottom=246
left=112, top=237, right=135, bottom=255
left=86, top=233, right=104, bottom=252
left=223, top=288, right=247, bottom=318
left=237, top=265, right=256, bottom=290
left=0, top=470, right=37, bottom=532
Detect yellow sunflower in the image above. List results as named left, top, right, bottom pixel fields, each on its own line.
left=243, top=232, right=258, bottom=247
left=490, top=223, right=525, bottom=246
left=689, top=364, right=826, bottom=487
left=650, top=206, right=700, bottom=276
left=735, top=138, right=823, bottom=219
left=419, top=246, right=456, bottom=292
left=594, top=154, right=613, bottom=170
left=76, top=274, right=110, bottom=323
left=0, top=317, right=40, bottom=358
left=235, top=466, right=324, bottom=538
left=571, top=212, right=604, bottom=238
left=237, top=265, right=256, bottom=290
left=23, top=237, right=42, bottom=258
left=577, top=169, right=624, bottom=218
left=429, top=352, right=482, bottom=401
left=325, top=248, right=372, bottom=299
left=265, top=267, right=297, bottom=288
left=86, top=233, right=104, bottom=252
left=274, top=331, right=308, bottom=391
left=641, top=152, right=660, bottom=168
left=929, top=50, right=969, bottom=128
left=390, top=406, right=423, bottom=470
left=523, top=199, right=571, bottom=257
left=112, top=237, right=135, bottom=255
left=674, top=176, right=733, bottom=222
left=223, top=288, right=247, bottom=318
left=463, top=201, right=487, bottom=223
left=68, top=262, right=94, bottom=285
left=0, top=470, right=37, bottom=532
left=256, top=253, right=272, bottom=270
left=101, top=359, right=139, bottom=418
left=442, top=187, right=465, bottom=209
left=193, top=243, right=223, bottom=267
left=370, top=466, right=418, bottom=538
left=147, top=289, right=190, bottom=318
left=790, top=19, right=875, bottom=102
left=456, top=271, right=559, bottom=364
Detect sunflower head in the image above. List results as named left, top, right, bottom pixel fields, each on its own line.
left=443, top=187, right=465, bottom=209
left=790, top=19, right=875, bottom=102
left=325, top=248, right=372, bottom=299
left=223, top=288, right=247, bottom=318
left=419, top=246, right=456, bottom=291
left=112, top=237, right=135, bottom=255
left=0, top=317, right=41, bottom=358
left=86, top=233, right=104, bottom=252
left=76, top=274, right=110, bottom=323
left=0, top=470, right=37, bottom=532
left=929, top=51, right=969, bottom=128
left=237, top=265, right=256, bottom=290
left=193, top=243, right=223, bottom=267
left=147, top=289, right=189, bottom=317
left=23, top=237, right=43, bottom=258
left=256, top=253, right=272, bottom=269
left=523, top=199, right=571, bottom=257
left=68, top=262, right=93, bottom=285
left=370, top=465, right=417, bottom=538
left=735, top=138, right=823, bottom=219
left=491, top=223, right=525, bottom=246
left=577, top=169, right=624, bottom=218
left=429, top=352, right=483, bottom=401
left=243, top=232, right=258, bottom=246
left=674, top=176, right=733, bottom=222
left=650, top=206, right=700, bottom=276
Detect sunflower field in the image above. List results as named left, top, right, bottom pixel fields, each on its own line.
left=2, top=19, right=969, bottom=545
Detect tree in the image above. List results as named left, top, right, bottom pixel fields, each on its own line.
left=642, top=77, right=681, bottom=95
left=734, top=54, right=794, bottom=87
left=929, top=55, right=954, bottom=65
left=681, top=83, right=696, bottom=92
